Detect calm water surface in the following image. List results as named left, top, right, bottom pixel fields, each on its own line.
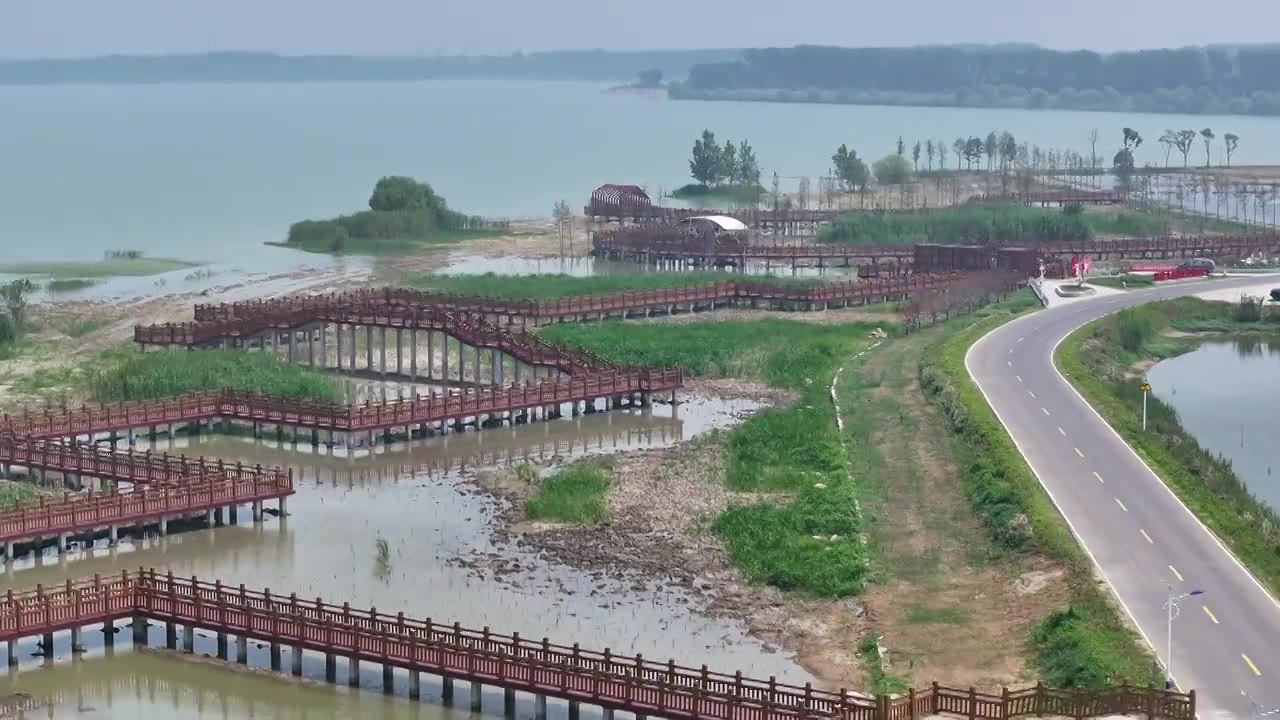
left=6, top=80, right=1280, bottom=266
left=1147, top=338, right=1280, bottom=510
left=3, top=395, right=811, bottom=713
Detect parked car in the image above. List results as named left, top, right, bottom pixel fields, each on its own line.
left=1177, top=257, right=1216, bottom=272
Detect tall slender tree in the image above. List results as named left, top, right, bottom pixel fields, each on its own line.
left=953, top=138, right=965, bottom=170
left=925, top=140, right=935, bottom=170
left=1200, top=128, right=1215, bottom=167
left=896, top=136, right=906, bottom=157
left=1158, top=130, right=1177, bottom=167
left=912, top=141, right=922, bottom=171
left=984, top=131, right=998, bottom=171
left=1223, top=133, right=1239, bottom=167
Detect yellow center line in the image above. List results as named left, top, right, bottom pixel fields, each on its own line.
left=1115, top=497, right=1128, bottom=512
left=1139, top=529, right=1153, bottom=544
left=1093, top=471, right=1104, bottom=483
left=1243, top=654, right=1262, bottom=676
left=1074, top=448, right=1085, bottom=458
left=1169, top=565, right=1184, bottom=582
left=1203, top=606, right=1219, bottom=624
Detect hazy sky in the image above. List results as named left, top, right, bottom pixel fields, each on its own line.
left=3, top=0, right=1275, bottom=58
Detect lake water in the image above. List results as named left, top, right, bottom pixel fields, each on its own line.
left=1146, top=338, right=1280, bottom=510
left=5, top=80, right=1280, bottom=267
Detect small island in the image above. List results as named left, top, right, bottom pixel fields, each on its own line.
left=279, top=176, right=506, bottom=254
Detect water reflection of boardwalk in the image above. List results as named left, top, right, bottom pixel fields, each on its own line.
left=159, top=410, right=687, bottom=483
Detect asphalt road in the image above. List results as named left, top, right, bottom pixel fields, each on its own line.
left=967, top=276, right=1280, bottom=720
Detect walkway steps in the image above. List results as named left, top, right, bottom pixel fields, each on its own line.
left=0, top=570, right=1196, bottom=720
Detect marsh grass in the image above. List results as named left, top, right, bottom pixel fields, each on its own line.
left=86, top=350, right=341, bottom=403
left=524, top=461, right=612, bottom=524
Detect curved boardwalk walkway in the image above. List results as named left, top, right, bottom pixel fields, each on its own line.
left=1, top=569, right=1194, bottom=720
left=174, top=274, right=978, bottom=333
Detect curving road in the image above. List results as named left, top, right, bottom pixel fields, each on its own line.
left=968, top=276, right=1280, bottom=720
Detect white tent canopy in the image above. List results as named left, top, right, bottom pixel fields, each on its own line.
left=679, top=215, right=748, bottom=232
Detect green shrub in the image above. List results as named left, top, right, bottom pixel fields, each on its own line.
left=1115, top=308, right=1153, bottom=352
left=1233, top=295, right=1264, bottom=322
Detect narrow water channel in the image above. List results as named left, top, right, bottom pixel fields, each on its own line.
left=1146, top=337, right=1280, bottom=510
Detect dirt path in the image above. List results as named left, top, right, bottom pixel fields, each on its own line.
left=837, top=327, right=1069, bottom=690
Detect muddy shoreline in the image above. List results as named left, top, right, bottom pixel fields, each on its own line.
left=453, top=378, right=870, bottom=690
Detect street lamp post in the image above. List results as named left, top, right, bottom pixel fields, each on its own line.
left=1163, top=586, right=1204, bottom=689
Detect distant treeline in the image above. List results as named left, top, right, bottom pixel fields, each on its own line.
left=672, top=45, right=1280, bottom=116
left=0, top=50, right=739, bottom=86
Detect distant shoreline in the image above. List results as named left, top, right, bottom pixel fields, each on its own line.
left=668, top=86, right=1280, bottom=119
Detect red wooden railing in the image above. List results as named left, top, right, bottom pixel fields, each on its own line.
left=0, top=435, right=276, bottom=486
left=0, top=473, right=293, bottom=545
left=172, top=274, right=977, bottom=339
left=0, top=570, right=1195, bottom=720
left=1153, top=267, right=1209, bottom=282
left=1, top=370, right=683, bottom=441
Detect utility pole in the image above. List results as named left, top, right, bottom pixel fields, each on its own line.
left=1141, top=382, right=1152, bottom=431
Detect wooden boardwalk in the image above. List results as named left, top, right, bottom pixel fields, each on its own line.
left=2, top=372, right=680, bottom=442
left=0, top=473, right=293, bottom=549
left=173, top=274, right=977, bottom=337
left=0, top=570, right=1195, bottom=720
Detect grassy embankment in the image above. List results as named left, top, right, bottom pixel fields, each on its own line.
left=542, top=318, right=875, bottom=597
left=1058, top=296, right=1280, bottom=595
left=406, top=271, right=825, bottom=299
left=819, top=204, right=1169, bottom=246
left=15, top=349, right=340, bottom=405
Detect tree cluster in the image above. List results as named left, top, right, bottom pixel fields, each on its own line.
left=901, top=272, right=1020, bottom=331
left=0, top=278, right=34, bottom=347
left=287, top=176, right=505, bottom=251
left=688, top=130, right=761, bottom=189
left=1156, top=128, right=1240, bottom=167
